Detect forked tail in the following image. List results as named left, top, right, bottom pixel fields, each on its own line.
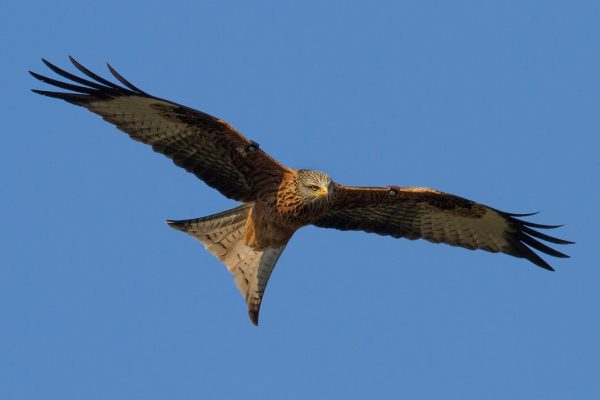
left=167, top=204, right=286, bottom=325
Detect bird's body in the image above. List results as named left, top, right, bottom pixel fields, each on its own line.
left=31, top=58, right=573, bottom=325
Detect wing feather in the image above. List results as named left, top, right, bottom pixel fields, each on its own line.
left=106, top=63, right=148, bottom=94
left=30, top=58, right=289, bottom=202
left=314, top=185, right=573, bottom=270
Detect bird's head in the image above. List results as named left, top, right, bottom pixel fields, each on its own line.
left=297, top=169, right=334, bottom=203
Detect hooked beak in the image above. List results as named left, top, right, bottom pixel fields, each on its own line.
left=316, top=182, right=334, bottom=199
left=315, top=186, right=328, bottom=197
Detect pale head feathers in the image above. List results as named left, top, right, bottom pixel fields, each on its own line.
left=297, top=169, right=333, bottom=202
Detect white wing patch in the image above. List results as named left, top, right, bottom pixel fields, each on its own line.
left=414, top=205, right=512, bottom=253
left=87, top=96, right=192, bottom=143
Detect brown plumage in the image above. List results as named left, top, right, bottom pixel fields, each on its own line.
left=31, top=58, right=573, bottom=325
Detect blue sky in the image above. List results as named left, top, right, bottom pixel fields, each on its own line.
left=2, top=1, right=599, bottom=399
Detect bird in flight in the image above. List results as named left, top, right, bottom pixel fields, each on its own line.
left=31, top=57, right=572, bottom=325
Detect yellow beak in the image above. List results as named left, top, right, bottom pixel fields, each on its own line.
left=315, top=187, right=328, bottom=197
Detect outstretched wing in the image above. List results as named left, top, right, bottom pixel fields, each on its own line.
left=30, top=57, right=289, bottom=202
left=314, top=185, right=573, bottom=270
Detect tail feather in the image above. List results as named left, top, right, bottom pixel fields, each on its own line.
left=167, top=204, right=286, bottom=325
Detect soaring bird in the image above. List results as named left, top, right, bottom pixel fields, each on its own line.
left=30, top=58, right=573, bottom=325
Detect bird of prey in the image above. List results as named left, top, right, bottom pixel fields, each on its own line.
left=31, top=58, right=572, bottom=325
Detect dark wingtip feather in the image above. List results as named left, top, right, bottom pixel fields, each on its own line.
left=520, top=221, right=564, bottom=229
left=522, top=226, right=574, bottom=245
left=526, top=253, right=555, bottom=271
left=30, top=89, right=91, bottom=104
left=106, top=62, right=147, bottom=94
left=31, top=88, right=56, bottom=97
left=29, top=70, right=43, bottom=80
left=31, top=88, right=62, bottom=97
left=41, top=58, right=61, bottom=72
left=520, top=234, right=570, bottom=259
left=498, top=208, right=572, bottom=270
left=68, top=56, right=123, bottom=90
left=29, top=70, right=98, bottom=94
left=32, top=57, right=154, bottom=104
left=512, top=242, right=556, bottom=271
left=506, top=211, right=540, bottom=217
left=41, top=58, right=108, bottom=90
left=499, top=210, right=563, bottom=229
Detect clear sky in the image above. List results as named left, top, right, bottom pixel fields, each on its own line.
left=2, top=1, right=598, bottom=399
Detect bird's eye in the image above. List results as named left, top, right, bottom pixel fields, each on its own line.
left=310, top=185, right=319, bottom=191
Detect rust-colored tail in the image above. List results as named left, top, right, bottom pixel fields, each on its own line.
left=167, top=204, right=286, bottom=325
